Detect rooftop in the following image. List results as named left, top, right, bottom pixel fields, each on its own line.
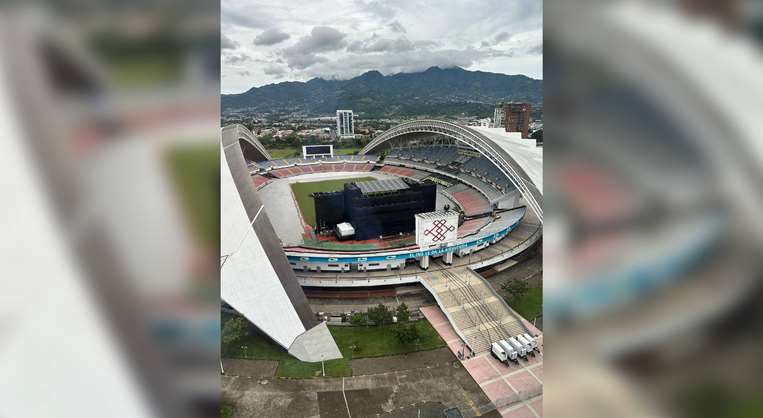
left=415, top=210, right=460, bottom=220
left=356, top=178, right=409, bottom=195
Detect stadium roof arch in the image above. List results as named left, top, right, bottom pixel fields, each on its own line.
left=220, top=125, right=341, bottom=362
left=361, top=120, right=543, bottom=223
left=222, top=124, right=272, bottom=162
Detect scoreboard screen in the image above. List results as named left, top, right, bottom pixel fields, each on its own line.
left=303, top=144, right=333, bottom=158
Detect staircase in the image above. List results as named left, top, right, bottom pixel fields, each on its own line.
left=422, top=264, right=530, bottom=353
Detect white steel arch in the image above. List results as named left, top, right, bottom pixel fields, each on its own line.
left=222, top=124, right=272, bottom=162
left=361, top=119, right=543, bottom=223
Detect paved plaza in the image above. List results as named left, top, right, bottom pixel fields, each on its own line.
left=420, top=306, right=543, bottom=417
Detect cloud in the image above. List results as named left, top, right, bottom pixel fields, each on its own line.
left=527, top=43, right=543, bottom=55
left=356, top=0, right=397, bottom=19
left=221, top=0, right=543, bottom=91
left=388, top=20, right=406, bottom=33
left=254, top=28, right=291, bottom=46
left=284, top=53, right=328, bottom=70
left=222, top=8, right=269, bottom=29
left=298, top=47, right=495, bottom=81
left=263, top=64, right=287, bottom=77
left=222, top=34, right=239, bottom=50
left=238, top=70, right=251, bottom=77
left=347, top=36, right=415, bottom=53
left=494, top=32, right=511, bottom=43
left=288, top=26, right=347, bottom=54
left=223, top=53, right=251, bottom=65
left=283, top=26, right=347, bottom=69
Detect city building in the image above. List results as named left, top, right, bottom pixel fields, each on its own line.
left=336, top=109, right=355, bottom=139
left=492, top=103, right=505, bottom=128
left=504, top=102, right=532, bottom=138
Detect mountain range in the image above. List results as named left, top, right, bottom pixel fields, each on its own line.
left=222, top=66, right=542, bottom=119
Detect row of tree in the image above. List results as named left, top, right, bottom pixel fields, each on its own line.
left=350, top=303, right=424, bottom=348
left=350, top=303, right=410, bottom=326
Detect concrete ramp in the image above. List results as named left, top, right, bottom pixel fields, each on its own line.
left=421, top=265, right=530, bottom=354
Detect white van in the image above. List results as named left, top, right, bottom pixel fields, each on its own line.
left=507, top=337, right=527, bottom=358
left=516, top=334, right=535, bottom=356
left=522, top=333, right=539, bottom=353
left=497, top=340, right=519, bottom=363
left=491, top=342, right=509, bottom=363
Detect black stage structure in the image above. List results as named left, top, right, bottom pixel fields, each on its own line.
left=313, top=178, right=436, bottom=240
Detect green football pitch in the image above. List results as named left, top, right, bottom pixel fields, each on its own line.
left=290, top=177, right=375, bottom=227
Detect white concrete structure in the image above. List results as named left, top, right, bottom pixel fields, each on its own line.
left=415, top=211, right=459, bottom=247
left=336, top=109, right=354, bottom=139
left=221, top=128, right=341, bottom=362
left=470, top=126, right=543, bottom=194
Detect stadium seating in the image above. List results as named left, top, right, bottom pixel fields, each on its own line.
left=252, top=175, right=271, bottom=189
left=388, top=145, right=515, bottom=195
left=260, top=162, right=374, bottom=179
left=451, top=189, right=492, bottom=217
left=251, top=154, right=379, bottom=173
left=386, top=157, right=504, bottom=201
left=378, top=165, right=429, bottom=181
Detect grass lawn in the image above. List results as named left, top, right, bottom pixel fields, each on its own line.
left=505, top=286, right=542, bottom=322
left=222, top=315, right=352, bottom=378
left=329, top=321, right=446, bottom=359
left=290, top=177, right=375, bottom=226
left=335, top=147, right=361, bottom=155
left=222, top=315, right=445, bottom=379
left=163, top=143, right=219, bottom=250
left=268, top=148, right=302, bottom=159
left=221, top=404, right=235, bottom=418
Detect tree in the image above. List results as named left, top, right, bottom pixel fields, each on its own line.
left=350, top=312, right=366, bottom=326
left=394, top=324, right=420, bottom=346
left=222, top=317, right=248, bottom=346
left=395, top=303, right=410, bottom=322
left=501, top=279, right=529, bottom=301
left=367, top=304, right=393, bottom=326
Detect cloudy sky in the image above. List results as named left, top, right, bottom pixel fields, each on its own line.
left=221, top=0, right=542, bottom=93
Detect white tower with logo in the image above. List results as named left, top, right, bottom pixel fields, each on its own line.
left=415, top=211, right=459, bottom=268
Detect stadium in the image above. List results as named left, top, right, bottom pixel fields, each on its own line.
left=246, top=121, right=542, bottom=278
left=221, top=120, right=543, bottom=364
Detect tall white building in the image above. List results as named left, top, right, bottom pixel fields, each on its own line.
left=336, top=109, right=355, bottom=139
left=493, top=103, right=505, bottom=128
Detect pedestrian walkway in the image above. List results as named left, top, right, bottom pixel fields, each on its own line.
left=421, top=305, right=543, bottom=417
